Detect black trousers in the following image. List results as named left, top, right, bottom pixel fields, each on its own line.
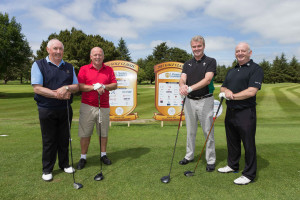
left=225, top=107, right=257, bottom=180
left=38, top=106, right=73, bottom=173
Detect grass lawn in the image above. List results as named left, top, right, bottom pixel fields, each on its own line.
left=0, top=83, right=299, bottom=199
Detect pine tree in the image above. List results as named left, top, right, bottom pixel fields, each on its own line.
left=116, top=37, right=132, bottom=61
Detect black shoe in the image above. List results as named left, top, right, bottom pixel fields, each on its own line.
left=101, top=155, right=112, bottom=165
left=77, top=158, right=86, bottom=170
left=179, top=158, right=193, bottom=165
left=206, top=164, right=215, bottom=172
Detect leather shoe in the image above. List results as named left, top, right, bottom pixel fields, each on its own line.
left=101, top=155, right=112, bottom=165
left=77, top=158, right=87, bottom=170
left=179, top=158, right=193, bottom=165
left=206, top=164, right=215, bottom=172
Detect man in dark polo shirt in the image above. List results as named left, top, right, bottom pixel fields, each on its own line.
left=179, top=35, right=217, bottom=172
left=218, top=42, right=264, bottom=185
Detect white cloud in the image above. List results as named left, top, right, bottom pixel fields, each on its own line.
left=205, top=37, right=236, bottom=52
left=63, top=0, right=96, bottom=21
left=128, top=43, right=148, bottom=50
left=114, top=0, right=207, bottom=24
left=96, top=17, right=139, bottom=38
left=28, top=6, right=79, bottom=30
left=205, top=0, right=300, bottom=44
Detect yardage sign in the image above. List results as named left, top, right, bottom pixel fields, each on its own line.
left=153, top=62, right=185, bottom=121
left=105, top=60, right=138, bottom=121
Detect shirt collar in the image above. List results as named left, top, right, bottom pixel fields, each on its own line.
left=193, top=54, right=207, bottom=63
left=89, top=62, right=106, bottom=70
left=236, top=59, right=253, bottom=68
left=46, top=56, right=65, bottom=67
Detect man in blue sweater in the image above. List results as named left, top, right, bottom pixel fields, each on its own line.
left=31, top=39, right=79, bottom=181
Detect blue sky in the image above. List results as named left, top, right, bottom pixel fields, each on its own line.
left=1, top=0, right=300, bottom=66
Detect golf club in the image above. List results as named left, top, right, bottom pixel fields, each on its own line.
left=94, top=94, right=104, bottom=181
left=160, top=97, right=186, bottom=184
left=184, top=97, right=224, bottom=177
left=66, top=100, right=83, bottom=189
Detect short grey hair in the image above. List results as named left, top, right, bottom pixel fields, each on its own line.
left=47, top=39, right=64, bottom=49
left=90, top=47, right=104, bottom=56
left=190, top=35, right=205, bottom=46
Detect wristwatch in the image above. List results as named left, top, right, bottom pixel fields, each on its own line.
left=102, top=85, right=106, bottom=90
left=65, top=86, right=69, bottom=91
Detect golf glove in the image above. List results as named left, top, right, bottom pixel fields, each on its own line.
left=219, top=92, right=228, bottom=100
left=93, top=83, right=102, bottom=90
left=187, top=86, right=193, bottom=93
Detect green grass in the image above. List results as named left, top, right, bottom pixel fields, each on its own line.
left=0, top=83, right=300, bottom=199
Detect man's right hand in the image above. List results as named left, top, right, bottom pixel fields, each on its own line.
left=93, top=83, right=102, bottom=90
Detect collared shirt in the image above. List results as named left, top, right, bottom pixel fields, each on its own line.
left=182, top=54, right=217, bottom=97
left=78, top=62, right=117, bottom=108
left=31, top=56, right=78, bottom=85
left=222, top=59, right=264, bottom=109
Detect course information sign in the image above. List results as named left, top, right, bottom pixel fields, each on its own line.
left=105, top=60, right=138, bottom=121
left=153, top=62, right=185, bottom=121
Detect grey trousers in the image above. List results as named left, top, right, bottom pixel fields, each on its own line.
left=184, top=96, right=216, bottom=164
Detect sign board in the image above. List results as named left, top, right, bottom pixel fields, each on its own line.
left=153, top=62, right=185, bottom=121
left=105, top=60, right=138, bottom=121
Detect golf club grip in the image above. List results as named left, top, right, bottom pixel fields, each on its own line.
left=177, top=97, right=186, bottom=128
left=215, top=97, right=224, bottom=117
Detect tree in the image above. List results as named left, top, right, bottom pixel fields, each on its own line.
left=215, top=64, right=228, bottom=83
left=271, top=53, right=290, bottom=83
left=116, top=37, right=132, bottom=61
left=0, top=12, right=33, bottom=83
left=167, top=47, right=192, bottom=63
left=137, top=42, right=192, bottom=84
left=259, top=59, right=272, bottom=83
left=36, top=27, right=120, bottom=74
left=289, top=56, right=300, bottom=83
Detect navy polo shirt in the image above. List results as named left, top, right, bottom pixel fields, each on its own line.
left=222, top=59, right=264, bottom=109
left=182, top=55, right=216, bottom=97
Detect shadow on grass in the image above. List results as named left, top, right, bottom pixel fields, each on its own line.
left=185, top=147, right=269, bottom=182
left=0, top=92, right=34, bottom=99
left=73, top=147, right=151, bottom=182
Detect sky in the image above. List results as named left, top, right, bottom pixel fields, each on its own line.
left=1, top=0, right=300, bottom=66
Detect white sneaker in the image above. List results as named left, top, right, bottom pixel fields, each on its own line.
left=42, top=173, right=53, bottom=181
left=234, top=176, right=252, bottom=185
left=64, top=166, right=75, bottom=173
left=218, top=165, right=235, bottom=173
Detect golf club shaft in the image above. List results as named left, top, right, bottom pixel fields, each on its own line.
left=192, top=97, right=224, bottom=172
left=168, top=97, right=186, bottom=176
left=66, top=100, right=76, bottom=183
left=98, top=94, right=103, bottom=172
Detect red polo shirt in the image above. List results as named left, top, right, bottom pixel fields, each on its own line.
left=78, top=62, right=117, bottom=108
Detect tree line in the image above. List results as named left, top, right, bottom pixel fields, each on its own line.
left=1, top=12, right=300, bottom=84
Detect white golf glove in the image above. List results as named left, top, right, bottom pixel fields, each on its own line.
left=219, top=92, right=228, bottom=100
left=93, top=83, right=102, bottom=90
left=187, top=86, right=193, bottom=93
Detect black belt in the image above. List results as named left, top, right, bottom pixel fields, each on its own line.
left=187, top=93, right=212, bottom=100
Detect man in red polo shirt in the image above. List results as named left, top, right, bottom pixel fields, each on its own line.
left=77, top=47, right=117, bottom=169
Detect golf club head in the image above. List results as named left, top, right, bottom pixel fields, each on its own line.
left=94, top=172, right=104, bottom=181
left=73, top=182, right=83, bottom=189
left=184, top=171, right=195, bottom=177
left=160, top=175, right=170, bottom=184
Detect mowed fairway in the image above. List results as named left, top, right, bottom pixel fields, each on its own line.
left=0, top=83, right=299, bottom=199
